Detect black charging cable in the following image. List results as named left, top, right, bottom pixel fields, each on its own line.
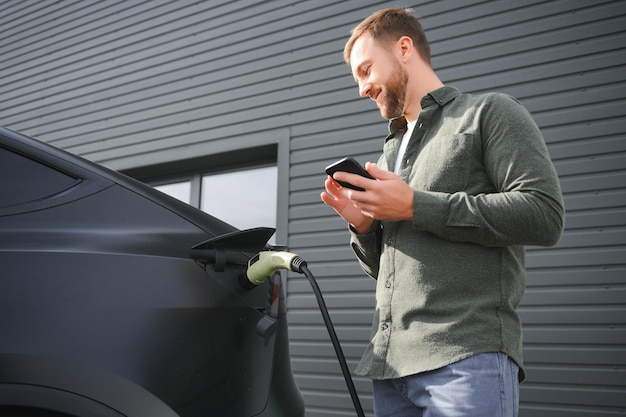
left=245, top=251, right=366, bottom=417
left=298, top=263, right=366, bottom=417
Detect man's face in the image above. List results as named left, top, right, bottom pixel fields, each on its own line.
left=350, top=33, right=408, bottom=120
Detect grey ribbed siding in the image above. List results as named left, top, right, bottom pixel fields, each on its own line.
left=1, top=1, right=625, bottom=416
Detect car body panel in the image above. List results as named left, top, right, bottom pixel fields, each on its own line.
left=0, top=126, right=304, bottom=417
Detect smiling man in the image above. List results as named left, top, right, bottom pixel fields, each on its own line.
left=321, top=7, right=565, bottom=417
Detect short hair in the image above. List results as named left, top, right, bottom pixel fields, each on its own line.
left=343, top=7, right=431, bottom=66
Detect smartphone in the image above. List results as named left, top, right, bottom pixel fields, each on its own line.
left=325, top=157, right=374, bottom=191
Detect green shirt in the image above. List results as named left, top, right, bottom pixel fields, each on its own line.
left=351, top=86, right=564, bottom=381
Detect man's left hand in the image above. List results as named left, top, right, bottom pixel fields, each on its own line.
left=336, top=163, right=414, bottom=222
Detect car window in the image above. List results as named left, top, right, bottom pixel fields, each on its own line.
left=0, top=146, right=80, bottom=208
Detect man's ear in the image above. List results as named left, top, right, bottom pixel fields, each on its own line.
left=397, top=36, right=414, bottom=62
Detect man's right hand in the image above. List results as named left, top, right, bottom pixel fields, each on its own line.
left=320, top=176, right=375, bottom=234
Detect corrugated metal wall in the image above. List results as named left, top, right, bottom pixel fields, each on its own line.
left=1, top=1, right=624, bottom=416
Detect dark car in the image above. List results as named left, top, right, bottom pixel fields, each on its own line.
left=0, top=126, right=304, bottom=417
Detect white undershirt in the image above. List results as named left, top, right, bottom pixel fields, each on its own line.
left=394, top=119, right=418, bottom=174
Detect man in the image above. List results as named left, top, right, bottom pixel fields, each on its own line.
left=321, top=7, right=564, bottom=417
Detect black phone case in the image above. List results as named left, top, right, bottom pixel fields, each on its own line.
left=325, top=157, right=373, bottom=191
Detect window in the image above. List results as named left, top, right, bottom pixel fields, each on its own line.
left=153, top=165, right=277, bottom=233
left=154, top=181, right=192, bottom=205
left=200, top=166, right=277, bottom=231
left=130, top=139, right=285, bottom=245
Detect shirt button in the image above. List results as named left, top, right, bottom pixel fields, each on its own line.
left=381, top=323, right=389, bottom=331
left=385, top=280, right=391, bottom=288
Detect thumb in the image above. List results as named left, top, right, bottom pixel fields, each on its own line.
left=366, top=162, right=395, bottom=180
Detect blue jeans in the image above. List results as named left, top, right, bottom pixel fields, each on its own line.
left=372, top=352, right=519, bottom=417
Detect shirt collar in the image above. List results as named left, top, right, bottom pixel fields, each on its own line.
left=421, top=85, right=460, bottom=108
left=385, top=86, right=460, bottom=142
left=387, top=115, right=408, bottom=138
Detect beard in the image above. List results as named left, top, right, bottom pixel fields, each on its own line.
left=379, top=60, right=408, bottom=120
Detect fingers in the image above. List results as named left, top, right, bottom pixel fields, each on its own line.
left=330, top=162, right=395, bottom=191
left=332, top=171, right=372, bottom=191
left=320, top=190, right=338, bottom=209
left=321, top=176, right=347, bottom=210
left=366, top=162, right=395, bottom=180
left=324, top=176, right=344, bottom=197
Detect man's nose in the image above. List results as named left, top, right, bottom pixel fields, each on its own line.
left=358, top=81, right=371, bottom=98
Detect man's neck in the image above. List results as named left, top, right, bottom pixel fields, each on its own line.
left=404, top=80, right=444, bottom=122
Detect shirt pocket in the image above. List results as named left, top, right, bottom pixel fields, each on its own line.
left=414, top=133, right=473, bottom=193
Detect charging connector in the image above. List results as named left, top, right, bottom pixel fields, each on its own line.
left=245, top=250, right=365, bottom=417
left=246, top=251, right=306, bottom=285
